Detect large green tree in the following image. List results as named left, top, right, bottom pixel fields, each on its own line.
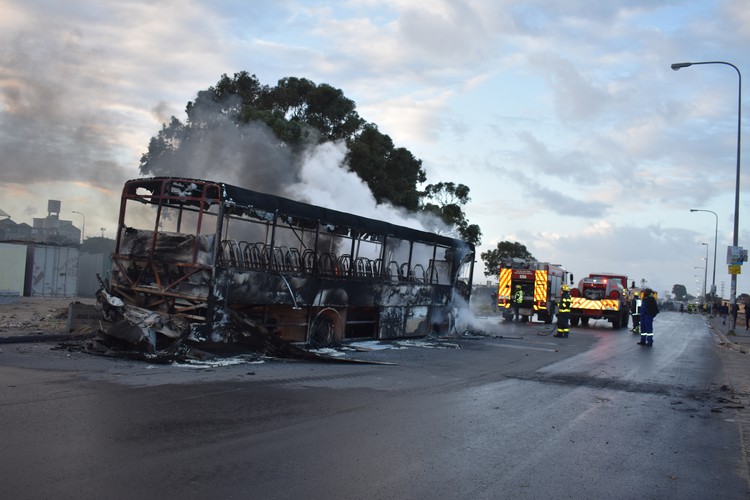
left=672, top=284, right=687, bottom=301
left=421, top=181, right=481, bottom=246
left=480, top=241, right=536, bottom=278
left=346, top=123, right=425, bottom=211
left=139, top=71, right=480, bottom=242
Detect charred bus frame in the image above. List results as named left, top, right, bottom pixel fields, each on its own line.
left=108, top=177, right=475, bottom=347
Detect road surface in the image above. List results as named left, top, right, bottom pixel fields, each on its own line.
left=0, top=310, right=748, bottom=499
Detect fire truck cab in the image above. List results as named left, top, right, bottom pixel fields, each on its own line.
left=496, top=259, right=569, bottom=323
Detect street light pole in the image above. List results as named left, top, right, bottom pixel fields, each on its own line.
left=690, top=209, right=718, bottom=302
left=701, top=242, right=709, bottom=302
left=71, top=210, right=85, bottom=244
left=672, top=61, right=742, bottom=333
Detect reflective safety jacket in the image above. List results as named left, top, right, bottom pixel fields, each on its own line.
left=514, top=290, right=524, bottom=303
left=558, top=293, right=571, bottom=313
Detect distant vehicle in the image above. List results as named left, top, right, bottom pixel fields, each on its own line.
left=569, top=273, right=632, bottom=329
left=496, top=259, right=570, bottom=323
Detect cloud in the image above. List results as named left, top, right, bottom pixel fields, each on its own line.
left=0, top=0, right=235, bottom=190
left=529, top=222, right=705, bottom=293
left=521, top=178, right=611, bottom=218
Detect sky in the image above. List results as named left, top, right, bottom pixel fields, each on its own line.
left=1, top=0, right=749, bottom=299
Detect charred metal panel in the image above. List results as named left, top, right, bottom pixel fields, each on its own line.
left=112, top=229, right=213, bottom=295
left=378, top=306, right=432, bottom=339
left=119, top=229, right=214, bottom=266
left=217, top=268, right=453, bottom=310
left=378, top=307, right=406, bottom=339
left=212, top=267, right=454, bottom=341
left=405, top=306, right=430, bottom=336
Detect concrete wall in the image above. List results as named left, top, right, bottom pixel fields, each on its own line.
left=77, top=253, right=111, bottom=297
left=0, top=243, right=27, bottom=295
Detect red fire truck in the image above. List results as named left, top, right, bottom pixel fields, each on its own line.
left=497, top=259, right=570, bottom=323
left=569, top=273, right=632, bottom=329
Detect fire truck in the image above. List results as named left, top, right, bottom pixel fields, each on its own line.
left=569, top=273, right=632, bottom=329
left=496, top=259, right=569, bottom=323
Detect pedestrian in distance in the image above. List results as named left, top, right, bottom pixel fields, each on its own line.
left=637, top=288, right=659, bottom=347
left=554, top=284, right=572, bottom=338
left=745, top=302, right=750, bottom=331
left=732, top=302, right=739, bottom=328
left=720, top=303, right=729, bottom=325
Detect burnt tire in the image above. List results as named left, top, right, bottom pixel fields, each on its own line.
left=310, top=314, right=335, bottom=348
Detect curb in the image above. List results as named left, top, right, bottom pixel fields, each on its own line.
left=0, top=332, right=97, bottom=344
left=709, top=320, right=750, bottom=354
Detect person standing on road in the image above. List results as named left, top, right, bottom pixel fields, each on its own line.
left=631, top=292, right=642, bottom=334
left=745, top=302, right=750, bottom=331
left=637, top=288, right=659, bottom=347
left=513, top=285, right=524, bottom=322
left=554, top=284, right=572, bottom=338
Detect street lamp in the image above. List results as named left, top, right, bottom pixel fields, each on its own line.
left=694, top=266, right=705, bottom=297
left=672, top=61, right=742, bottom=332
left=71, top=210, right=85, bottom=244
left=690, top=209, right=718, bottom=301
left=694, top=274, right=702, bottom=298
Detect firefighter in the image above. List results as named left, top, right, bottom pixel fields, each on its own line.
left=512, top=285, right=524, bottom=321
left=554, top=284, right=572, bottom=338
left=631, top=293, right=642, bottom=334
left=637, top=288, right=659, bottom=346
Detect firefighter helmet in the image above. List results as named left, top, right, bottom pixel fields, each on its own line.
left=516, top=285, right=522, bottom=289
left=562, top=284, right=570, bottom=292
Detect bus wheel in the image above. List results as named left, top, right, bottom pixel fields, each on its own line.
left=310, top=314, right=336, bottom=348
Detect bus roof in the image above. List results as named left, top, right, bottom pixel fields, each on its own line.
left=124, top=177, right=473, bottom=250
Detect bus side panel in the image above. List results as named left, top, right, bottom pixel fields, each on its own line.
left=217, top=269, right=453, bottom=340
left=378, top=305, right=433, bottom=339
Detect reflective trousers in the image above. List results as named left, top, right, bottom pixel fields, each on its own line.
left=640, top=313, right=654, bottom=345
left=557, top=312, right=570, bottom=336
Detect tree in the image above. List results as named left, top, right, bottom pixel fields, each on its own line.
left=480, top=241, right=536, bottom=277
left=81, top=236, right=116, bottom=255
left=421, top=181, right=481, bottom=246
left=672, top=284, right=688, bottom=301
left=346, top=124, right=425, bottom=211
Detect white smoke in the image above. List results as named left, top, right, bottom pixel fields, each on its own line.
left=144, top=102, right=458, bottom=238
left=286, top=141, right=447, bottom=234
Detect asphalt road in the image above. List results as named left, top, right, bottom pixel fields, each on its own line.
left=0, top=311, right=748, bottom=499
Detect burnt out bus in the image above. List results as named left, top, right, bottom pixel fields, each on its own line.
left=105, top=177, right=474, bottom=348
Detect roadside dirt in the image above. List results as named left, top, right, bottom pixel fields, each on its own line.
left=0, top=296, right=97, bottom=337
